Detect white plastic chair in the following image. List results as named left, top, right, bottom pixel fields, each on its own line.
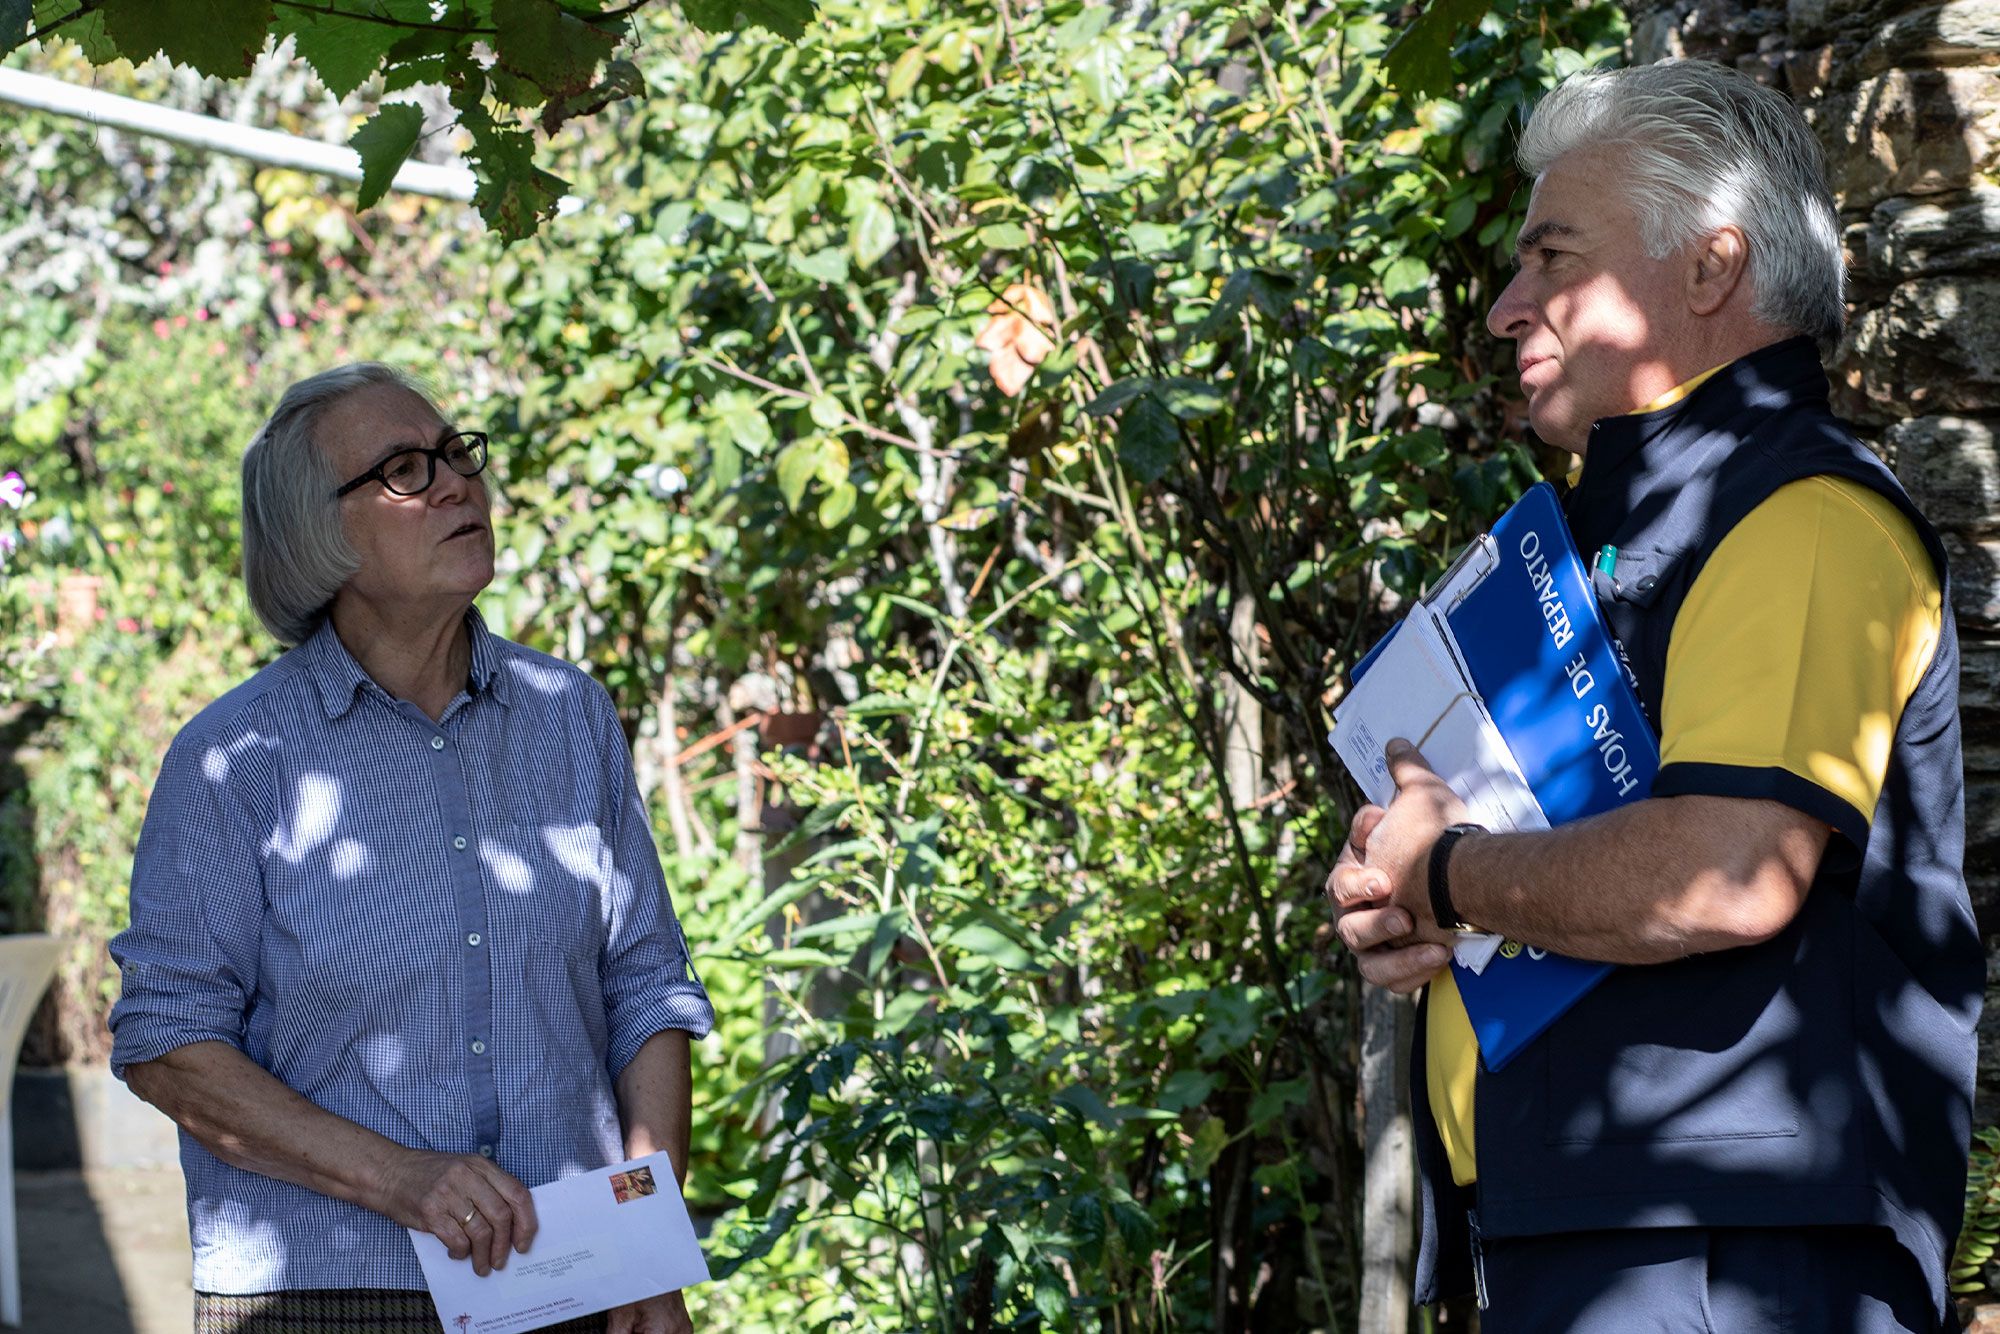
left=0, top=936, right=61, bottom=1328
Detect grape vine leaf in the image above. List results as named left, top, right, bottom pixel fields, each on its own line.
left=492, top=0, right=621, bottom=103
left=275, top=9, right=387, bottom=101
left=348, top=102, right=426, bottom=212
left=22, top=1, right=119, bottom=61
left=467, top=121, right=569, bottom=243
left=680, top=0, right=815, bottom=41
left=1, top=0, right=30, bottom=54
left=99, top=0, right=275, bottom=78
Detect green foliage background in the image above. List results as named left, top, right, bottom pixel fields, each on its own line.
left=1, top=0, right=1623, bottom=1326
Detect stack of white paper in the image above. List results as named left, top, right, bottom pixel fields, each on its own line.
left=1330, top=604, right=1549, bottom=974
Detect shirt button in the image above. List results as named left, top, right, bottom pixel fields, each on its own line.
left=471, top=1039, right=486, bottom=1055
left=467, top=932, right=482, bottom=946
left=453, top=836, right=467, bottom=851
left=478, top=1144, right=495, bottom=1158
left=430, top=735, right=446, bottom=750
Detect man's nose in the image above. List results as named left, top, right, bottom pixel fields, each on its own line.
left=1487, top=270, right=1532, bottom=340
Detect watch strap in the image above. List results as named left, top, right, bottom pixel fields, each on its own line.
left=1428, top=823, right=1486, bottom=932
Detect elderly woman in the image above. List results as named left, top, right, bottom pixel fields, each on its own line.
left=108, top=364, right=712, bottom=1334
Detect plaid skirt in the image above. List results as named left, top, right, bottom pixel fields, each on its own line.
left=194, top=1289, right=610, bottom=1333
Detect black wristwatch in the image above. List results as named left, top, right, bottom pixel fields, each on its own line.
left=1428, top=823, right=1487, bottom=932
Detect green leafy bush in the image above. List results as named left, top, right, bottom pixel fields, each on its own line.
left=478, top=1, right=1622, bottom=1325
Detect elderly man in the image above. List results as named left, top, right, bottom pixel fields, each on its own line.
left=1330, top=61, right=1981, bottom=1331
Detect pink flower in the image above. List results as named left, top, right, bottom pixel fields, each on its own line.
left=116, top=618, right=138, bottom=634
left=194, top=308, right=209, bottom=322
left=152, top=319, right=170, bottom=339
left=278, top=311, right=297, bottom=328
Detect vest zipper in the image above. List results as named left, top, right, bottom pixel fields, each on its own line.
left=1468, top=1207, right=1488, bottom=1310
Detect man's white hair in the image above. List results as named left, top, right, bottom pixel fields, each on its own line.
left=1519, top=60, right=1845, bottom=346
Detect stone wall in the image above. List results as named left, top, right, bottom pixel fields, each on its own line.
left=1625, top=0, right=2000, bottom=1121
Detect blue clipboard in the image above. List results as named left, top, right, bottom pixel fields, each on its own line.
left=1350, top=482, right=1658, bottom=1069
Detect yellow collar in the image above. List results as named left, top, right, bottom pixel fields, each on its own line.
left=1630, top=363, right=1728, bottom=414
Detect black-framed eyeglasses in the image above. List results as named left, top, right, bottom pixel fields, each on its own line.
left=333, top=431, right=490, bottom=499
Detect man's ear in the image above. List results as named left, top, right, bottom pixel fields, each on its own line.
left=1687, top=225, right=1751, bottom=317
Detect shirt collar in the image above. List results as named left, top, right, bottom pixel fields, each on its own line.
left=1564, top=361, right=1739, bottom=488
left=305, top=606, right=511, bottom=720
left=1629, top=362, right=1730, bottom=416
left=1567, top=336, right=1826, bottom=495
left=1566, top=335, right=1829, bottom=519
left=465, top=607, right=511, bottom=706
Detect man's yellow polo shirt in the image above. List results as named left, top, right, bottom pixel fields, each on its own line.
left=1423, top=390, right=1944, bottom=1187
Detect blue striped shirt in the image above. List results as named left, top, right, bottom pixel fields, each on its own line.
left=108, top=611, right=715, bottom=1294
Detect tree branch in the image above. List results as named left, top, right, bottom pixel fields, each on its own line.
left=689, top=355, right=963, bottom=461
left=26, top=0, right=108, bottom=44
left=269, top=0, right=494, bottom=35
left=594, top=0, right=668, bottom=19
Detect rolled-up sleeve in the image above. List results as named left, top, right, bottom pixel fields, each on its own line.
left=108, top=731, right=266, bottom=1080
left=589, top=686, right=715, bottom=1079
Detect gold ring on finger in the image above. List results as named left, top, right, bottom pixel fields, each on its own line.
left=463, top=1208, right=478, bottom=1226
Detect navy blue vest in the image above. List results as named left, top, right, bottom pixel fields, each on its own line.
left=1412, top=338, right=1983, bottom=1320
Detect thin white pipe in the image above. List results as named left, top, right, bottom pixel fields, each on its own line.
left=0, top=65, right=476, bottom=202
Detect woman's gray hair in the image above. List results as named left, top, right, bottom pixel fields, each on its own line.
left=1519, top=60, right=1845, bottom=346
left=242, top=363, right=426, bottom=645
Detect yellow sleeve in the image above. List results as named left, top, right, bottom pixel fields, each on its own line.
left=1653, top=476, right=1942, bottom=847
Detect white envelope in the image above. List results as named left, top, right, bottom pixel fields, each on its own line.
left=409, top=1151, right=710, bottom=1334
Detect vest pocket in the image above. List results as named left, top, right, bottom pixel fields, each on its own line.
left=1592, top=546, right=1679, bottom=611
left=1588, top=546, right=1680, bottom=731
left=1541, top=954, right=1804, bottom=1146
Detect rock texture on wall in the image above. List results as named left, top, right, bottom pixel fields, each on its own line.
left=1625, top=0, right=2000, bottom=1116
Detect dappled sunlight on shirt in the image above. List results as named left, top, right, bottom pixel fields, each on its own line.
left=264, top=772, right=341, bottom=865
left=108, top=609, right=714, bottom=1292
